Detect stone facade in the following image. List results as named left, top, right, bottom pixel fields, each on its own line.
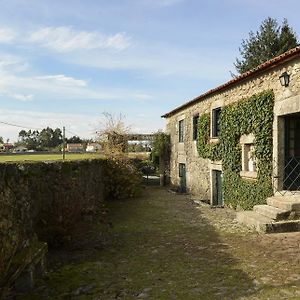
left=164, top=48, right=300, bottom=203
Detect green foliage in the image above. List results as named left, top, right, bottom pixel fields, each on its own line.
left=235, top=17, right=298, bottom=74
left=197, top=114, right=221, bottom=161
left=151, top=131, right=171, bottom=169
left=18, top=127, right=63, bottom=150
left=66, top=135, right=83, bottom=143
left=104, top=158, right=142, bottom=200
left=197, top=91, right=274, bottom=209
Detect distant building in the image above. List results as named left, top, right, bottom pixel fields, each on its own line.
left=66, top=143, right=84, bottom=153
left=0, top=143, right=14, bottom=152
left=86, top=143, right=101, bottom=152
left=13, top=146, right=27, bottom=153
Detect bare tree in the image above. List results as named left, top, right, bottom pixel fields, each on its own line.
left=97, top=112, right=131, bottom=158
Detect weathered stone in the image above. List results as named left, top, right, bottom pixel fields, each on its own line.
left=253, top=204, right=290, bottom=220
left=164, top=51, right=300, bottom=208
left=0, top=159, right=106, bottom=297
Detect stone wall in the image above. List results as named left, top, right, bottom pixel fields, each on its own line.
left=0, top=159, right=105, bottom=295
left=166, top=56, right=300, bottom=200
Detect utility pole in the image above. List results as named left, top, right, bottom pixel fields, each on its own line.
left=62, top=126, right=66, bottom=160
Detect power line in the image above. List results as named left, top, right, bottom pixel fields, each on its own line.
left=0, top=120, right=85, bottom=139
left=65, top=129, right=80, bottom=136
left=0, top=121, right=42, bottom=131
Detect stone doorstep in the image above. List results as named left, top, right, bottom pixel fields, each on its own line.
left=236, top=211, right=300, bottom=233
left=253, top=204, right=290, bottom=221
left=267, top=196, right=300, bottom=212
left=265, top=219, right=300, bottom=233
left=236, top=211, right=273, bottom=232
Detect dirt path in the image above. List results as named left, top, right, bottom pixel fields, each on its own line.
left=21, top=186, right=300, bottom=299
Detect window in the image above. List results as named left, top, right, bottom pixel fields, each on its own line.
left=243, top=144, right=256, bottom=172
left=193, top=114, right=199, bottom=140
left=178, top=119, right=184, bottom=142
left=240, top=134, right=257, bottom=179
left=212, top=107, right=221, bottom=138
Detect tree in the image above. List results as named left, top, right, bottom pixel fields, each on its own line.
left=39, top=127, right=62, bottom=148
left=18, top=127, right=63, bottom=150
left=97, top=113, right=142, bottom=199
left=67, top=136, right=83, bottom=144
left=19, top=130, right=40, bottom=150
left=0, top=136, right=3, bottom=144
left=235, top=17, right=298, bottom=74
left=97, top=112, right=131, bottom=157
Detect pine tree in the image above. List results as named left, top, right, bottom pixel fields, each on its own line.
left=235, top=17, right=298, bottom=74
left=278, top=18, right=298, bottom=54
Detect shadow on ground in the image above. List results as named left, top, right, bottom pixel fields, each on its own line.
left=17, top=186, right=294, bottom=299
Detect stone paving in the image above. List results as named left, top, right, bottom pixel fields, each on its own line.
left=19, top=186, right=300, bottom=300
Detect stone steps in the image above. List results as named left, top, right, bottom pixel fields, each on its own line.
left=266, top=196, right=300, bottom=212
left=236, top=211, right=300, bottom=233
left=253, top=204, right=290, bottom=221
left=236, top=211, right=273, bottom=232
left=236, top=195, right=300, bottom=233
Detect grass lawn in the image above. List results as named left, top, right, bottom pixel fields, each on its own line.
left=0, top=153, right=103, bottom=163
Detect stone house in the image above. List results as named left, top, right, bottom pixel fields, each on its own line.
left=86, top=142, right=102, bottom=152
left=162, top=46, right=300, bottom=232
left=66, top=143, right=84, bottom=153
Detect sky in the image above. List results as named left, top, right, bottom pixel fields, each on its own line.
left=0, top=0, right=300, bottom=142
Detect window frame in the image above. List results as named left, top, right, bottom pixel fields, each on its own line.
left=178, top=119, right=184, bottom=143
left=192, top=114, right=199, bottom=141
left=212, top=107, right=221, bottom=138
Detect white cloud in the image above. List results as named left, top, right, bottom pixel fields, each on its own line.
left=0, top=54, right=154, bottom=103
left=35, top=74, right=87, bottom=87
left=0, top=27, right=16, bottom=43
left=7, top=93, right=34, bottom=101
left=28, top=27, right=131, bottom=52
left=0, top=54, right=28, bottom=73
left=63, top=44, right=232, bottom=81
left=0, top=72, right=112, bottom=100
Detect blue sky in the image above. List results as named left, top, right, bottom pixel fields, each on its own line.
left=0, top=0, right=299, bottom=141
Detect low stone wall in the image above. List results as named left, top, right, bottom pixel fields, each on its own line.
left=0, top=159, right=105, bottom=296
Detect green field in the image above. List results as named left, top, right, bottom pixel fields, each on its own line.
left=0, top=153, right=103, bottom=163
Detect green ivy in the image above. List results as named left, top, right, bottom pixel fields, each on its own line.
left=197, top=90, right=274, bottom=209
left=197, top=114, right=222, bottom=161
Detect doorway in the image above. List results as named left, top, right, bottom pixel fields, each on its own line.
left=179, top=163, right=186, bottom=193
left=284, top=114, right=300, bottom=191
left=212, top=170, right=223, bottom=206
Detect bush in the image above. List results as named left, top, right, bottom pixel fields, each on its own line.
left=104, top=158, right=142, bottom=200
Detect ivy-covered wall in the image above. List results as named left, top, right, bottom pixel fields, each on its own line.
left=197, top=90, right=274, bottom=209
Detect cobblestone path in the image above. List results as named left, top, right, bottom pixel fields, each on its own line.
left=21, top=186, right=300, bottom=300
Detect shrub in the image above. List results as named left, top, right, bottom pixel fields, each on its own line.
left=104, top=158, right=142, bottom=200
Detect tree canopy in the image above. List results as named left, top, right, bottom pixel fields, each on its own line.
left=18, top=127, right=63, bottom=150
left=235, top=17, right=298, bottom=74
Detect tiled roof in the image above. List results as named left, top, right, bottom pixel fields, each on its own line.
left=162, top=46, right=300, bottom=118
